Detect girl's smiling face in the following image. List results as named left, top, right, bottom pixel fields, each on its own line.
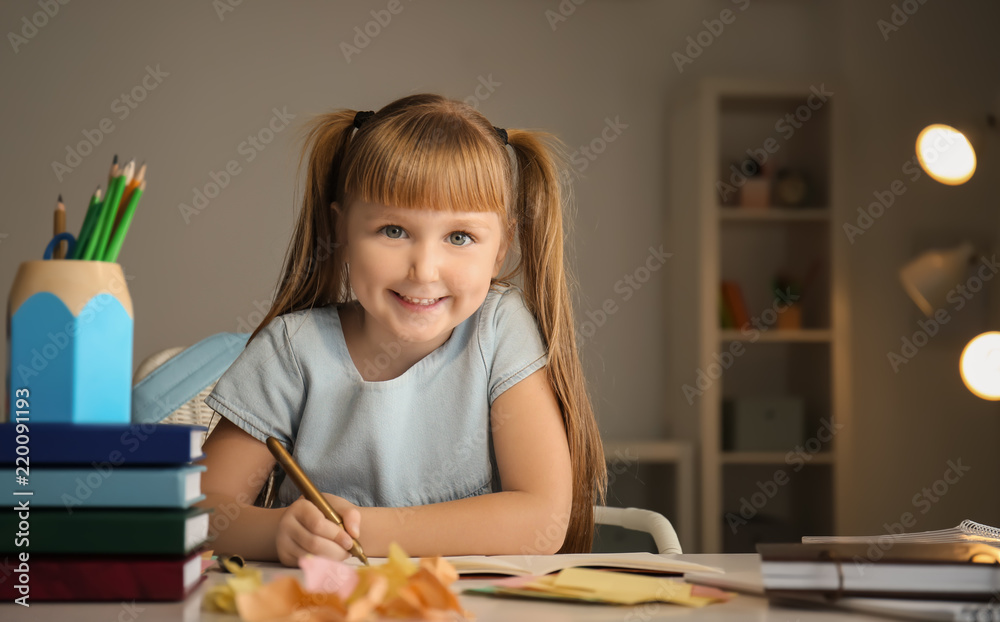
left=342, top=200, right=508, bottom=352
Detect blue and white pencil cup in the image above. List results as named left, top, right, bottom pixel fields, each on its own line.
left=7, top=260, right=133, bottom=423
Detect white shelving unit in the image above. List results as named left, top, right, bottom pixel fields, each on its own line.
left=602, top=440, right=695, bottom=553
left=669, top=78, right=850, bottom=553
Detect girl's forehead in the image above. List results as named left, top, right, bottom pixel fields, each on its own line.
left=352, top=200, right=502, bottom=226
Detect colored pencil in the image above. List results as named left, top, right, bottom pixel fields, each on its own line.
left=114, top=160, right=145, bottom=234
left=53, top=195, right=66, bottom=259
left=82, top=161, right=132, bottom=261
left=103, top=181, right=145, bottom=263
left=107, top=154, right=118, bottom=192
left=71, top=187, right=103, bottom=259
left=93, top=160, right=134, bottom=261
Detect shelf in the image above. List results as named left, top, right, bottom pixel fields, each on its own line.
left=719, top=207, right=830, bottom=221
left=720, top=329, right=832, bottom=343
left=721, top=451, right=834, bottom=465
left=603, top=440, right=692, bottom=462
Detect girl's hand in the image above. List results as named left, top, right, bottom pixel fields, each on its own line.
left=276, top=493, right=362, bottom=566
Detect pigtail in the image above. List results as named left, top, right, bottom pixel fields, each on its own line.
left=248, top=110, right=357, bottom=344
left=506, top=129, right=608, bottom=553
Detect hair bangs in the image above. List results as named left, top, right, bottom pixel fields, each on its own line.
left=343, top=113, right=510, bottom=217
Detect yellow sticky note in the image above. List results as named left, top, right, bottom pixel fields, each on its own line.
left=551, top=568, right=704, bottom=606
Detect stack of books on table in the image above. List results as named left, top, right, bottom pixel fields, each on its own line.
left=0, top=422, right=211, bottom=602
left=758, top=521, right=1000, bottom=621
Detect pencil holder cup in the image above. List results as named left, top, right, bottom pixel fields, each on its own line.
left=7, top=260, right=133, bottom=423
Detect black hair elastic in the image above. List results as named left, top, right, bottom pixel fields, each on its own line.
left=354, top=109, right=506, bottom=146
left=353, top=110, right=375, bottom=129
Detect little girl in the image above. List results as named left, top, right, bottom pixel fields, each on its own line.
left=199, top=93, right=606, bottom=566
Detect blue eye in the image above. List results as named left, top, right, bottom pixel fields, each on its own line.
left=380, top=225, right=405, bottom=239
left=449, top=232, right=473, bottom=246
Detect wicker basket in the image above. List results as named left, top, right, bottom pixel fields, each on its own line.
left=133, top=346, right=279, bottom=507
left=132, top=347, right=221, bottom=446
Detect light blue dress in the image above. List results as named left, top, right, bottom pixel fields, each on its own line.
left=205, top=283, right=548, bottom=509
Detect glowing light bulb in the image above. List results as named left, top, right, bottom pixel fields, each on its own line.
left=960, top=332, right=1000, bottom=400
left=916, top=124, right=977, bottom=185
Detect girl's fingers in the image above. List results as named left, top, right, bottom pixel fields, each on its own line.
left=342, top=507, right=361, bottom=540
left=287, top=516, right=350, bottom=561
left=293, top=501, right=357, bottom=554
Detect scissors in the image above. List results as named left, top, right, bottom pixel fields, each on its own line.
left=43, top=232, right=77, bottom=260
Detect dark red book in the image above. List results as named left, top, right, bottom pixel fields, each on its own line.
left=721, top=281, right=750, bottom=329
left=0, top=551, right=205, bottom=601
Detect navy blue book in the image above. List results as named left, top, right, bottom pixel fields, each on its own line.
left=0, top=423, right=206, bottom=465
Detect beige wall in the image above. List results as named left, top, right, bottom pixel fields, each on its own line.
left=835, top=0, right=1000, bottom=535
left=2, top=1, right=997, bottom=541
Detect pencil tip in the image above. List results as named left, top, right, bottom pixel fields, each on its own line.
left=58, top=194, right=63, bottom=202
left=112, top=154, right=118, bottom=164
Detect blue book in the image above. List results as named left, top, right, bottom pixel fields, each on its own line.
left=6, top=465, right=206, bottom=509
left=0, top=423, right=206, bottom=465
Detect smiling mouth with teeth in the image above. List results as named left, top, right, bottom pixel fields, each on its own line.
left=394, top=291, right=444, bottom=306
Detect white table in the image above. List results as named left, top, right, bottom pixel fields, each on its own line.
left=0, top=554, right=907, bottom=621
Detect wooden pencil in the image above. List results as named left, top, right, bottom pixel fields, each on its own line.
left=114, top=160, right=145, bottom=234
left=53, top=195, right=66, bottom=259
left=103, top=180, right=145, bottom=263
left=71, top=187, right=102, bottom=259
left=82, top=161, right=132, bottom=261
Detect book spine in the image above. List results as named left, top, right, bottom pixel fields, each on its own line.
left=0, top=424, right=202, bottom=465
left=4, top=466, right=205, bottom=508
left=0, top=554, right=202, bottom=601
left=722, top=281, right=751, bottom=328
left=0, top=508, right=209, bottom=555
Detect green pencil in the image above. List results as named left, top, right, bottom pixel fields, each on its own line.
left=70, top=186, right=103, bottom=259
left=103, top=181, right=145, bottom=263
left=81, top=171, right=125, bottom=261
left=84, top=160, right=133, bottom=261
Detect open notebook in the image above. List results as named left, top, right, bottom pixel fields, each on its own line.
left=348, top=553, right=723, bottom=577
left=802, top=520, right=1000, bottom=545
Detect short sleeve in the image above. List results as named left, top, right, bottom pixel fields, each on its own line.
left=204, top=315, right=305, bottom=446
left=485, top=288, right=548, bottom=404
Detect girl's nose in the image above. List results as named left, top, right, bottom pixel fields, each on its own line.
left=408, top=242, right=440, bottom=283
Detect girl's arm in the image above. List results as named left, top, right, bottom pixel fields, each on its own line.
left=197, top=417, right=360, bottom=563
left=357, top=367, right=574, bottom=557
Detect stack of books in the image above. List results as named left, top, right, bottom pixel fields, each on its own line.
left=757, top=521, right=1000, bottom=620
left=0, top=422, right=211, bottom=602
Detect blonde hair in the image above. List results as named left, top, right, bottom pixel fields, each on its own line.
left=253, top=93, right=606, bottom=553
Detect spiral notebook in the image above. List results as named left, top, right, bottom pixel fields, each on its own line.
left=802, top=520, right=1000, bottom=546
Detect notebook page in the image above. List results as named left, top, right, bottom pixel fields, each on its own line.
left=802, top=520, right=1000, bottom=545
